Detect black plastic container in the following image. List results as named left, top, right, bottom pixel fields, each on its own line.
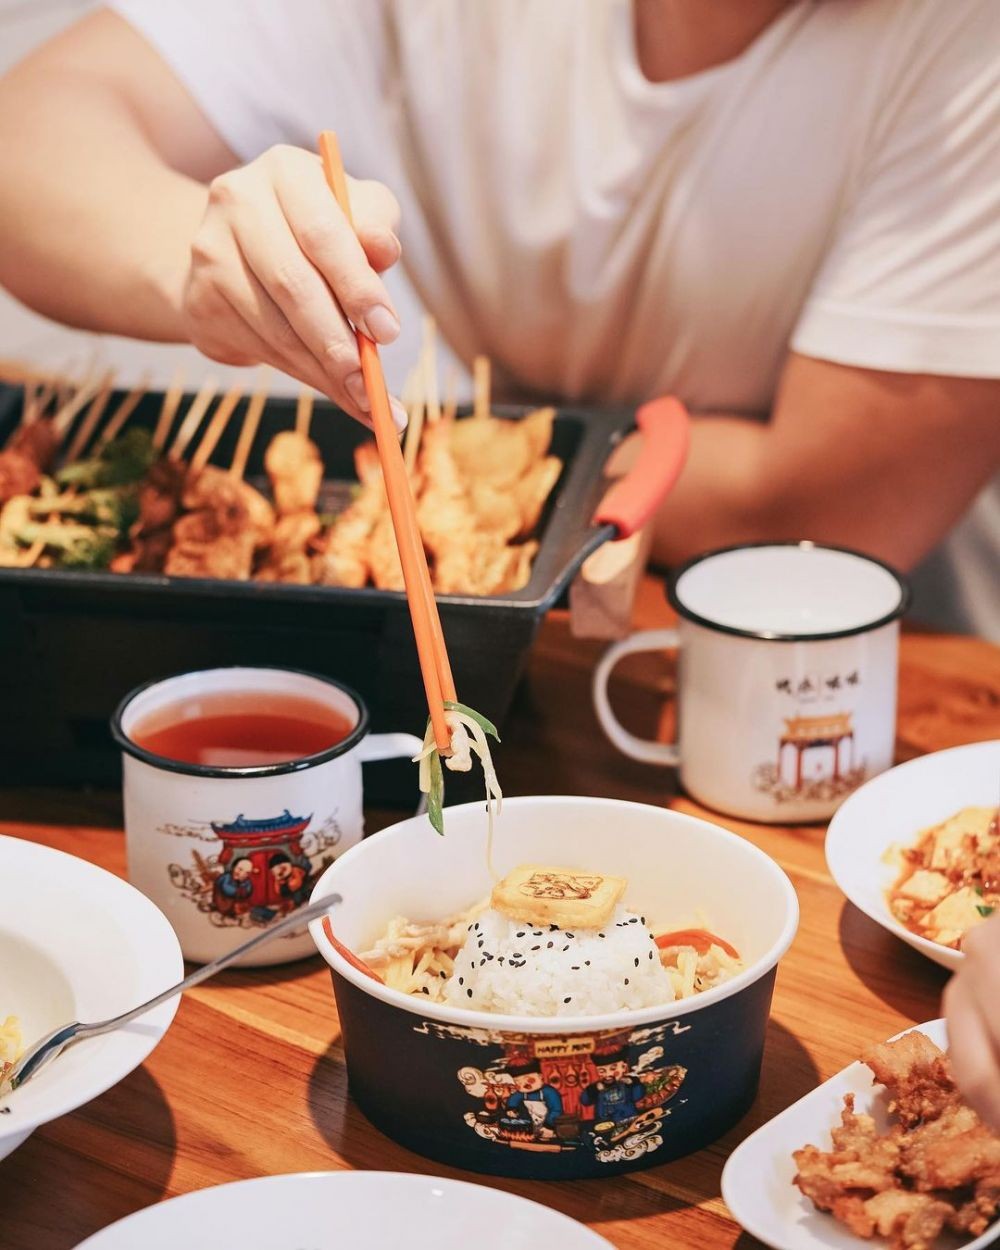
left=0, top=385, right=637, bottom=802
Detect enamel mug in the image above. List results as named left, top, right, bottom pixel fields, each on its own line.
left=112, top=666, right=422, bottom=965
left=593, top=543, right=910, bottom=823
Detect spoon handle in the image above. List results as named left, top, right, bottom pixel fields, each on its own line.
left=92, top=894, right=343, bottom=1035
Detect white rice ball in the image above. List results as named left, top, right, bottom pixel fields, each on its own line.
left=444, top=904, right=673, bottom=1016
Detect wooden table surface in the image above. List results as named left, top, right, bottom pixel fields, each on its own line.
left=2, top=575, right=999, bottom=1250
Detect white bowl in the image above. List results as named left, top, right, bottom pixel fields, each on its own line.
left=73, top=1171, right=614, bottom=1249
left=308, top=796, right=799, bottom=1179
left=721, top=1018, right=998, bottom=1250
left=825, top=740, right=1000, bottom=972
left=0, top=835, right=183, bottom=1162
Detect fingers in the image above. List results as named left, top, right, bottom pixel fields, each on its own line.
left=944, top=969, right=1000, bottom=1130
left=270, top=149, right=401, bottom=343
left=183, top=145, right=408, bottom=431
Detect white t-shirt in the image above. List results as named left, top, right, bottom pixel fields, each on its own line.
left=111, top=0, right=1000, bottom=636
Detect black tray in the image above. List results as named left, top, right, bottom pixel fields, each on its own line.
left=0, top=385, right=636, bottom=804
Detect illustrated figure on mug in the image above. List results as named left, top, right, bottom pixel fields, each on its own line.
left=165, top=808, right=343, bottom=928
left=454, top=1027, right=687, bottom=1164
left=752, top=669, right=867, bottom=805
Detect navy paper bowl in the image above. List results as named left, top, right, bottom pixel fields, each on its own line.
left=309, top=796, right=799, bottom=1180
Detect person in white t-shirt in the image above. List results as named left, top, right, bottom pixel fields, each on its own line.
left=0, top=1, right=997, bottom=634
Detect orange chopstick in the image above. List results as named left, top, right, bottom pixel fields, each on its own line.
left=319, top=131, right=455, bottom=751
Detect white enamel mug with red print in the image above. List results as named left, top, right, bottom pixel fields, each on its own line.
left=593, top=543, right=910, bottom=823
left=112, top=666, right=422, bottom=965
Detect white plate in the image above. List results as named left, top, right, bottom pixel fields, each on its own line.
left=826, top=741, right=1000, bottom=972
left=721, top=1019, right=999, bottom=1250
left=0, top=835, right=183, bottom=1161
left=74, top=1171, right=616, bottom=1249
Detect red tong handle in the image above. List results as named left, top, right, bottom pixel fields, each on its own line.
left=592, top=396, right=690, bottom=539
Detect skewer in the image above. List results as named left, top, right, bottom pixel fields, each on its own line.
left=402, top=374, right=425, bottom=476
left=52, top=368, right=114, bottom=441
left=20, top=380, right=39, bottom=429
left=153, top=367, right=186, bottom=453
left=168, top=377, right=220, bottom=461
left=295, top=388, right=314, bottom=440
left=61, top=374, right=116, bottom=465
left=422, top=316, right=442, bottom=425
left=442, top=365, right=458, bottom=424
left=190, top=384, right=244, bottom=473
left=94, top=373, right=150, bottom=451
left=320, top=131, right=455, bottom=752
left=229, top=369, right=268, bottom=480
left=473, top=356, right=490, bottom=421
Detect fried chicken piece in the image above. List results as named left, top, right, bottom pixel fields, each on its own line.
left=863, top=1189, right=952, bottom=1250
left=10, top=417, right=60, bottom=470
left=255, top=549, right=312, bottom=584
left=264, top=430, right=323, bottom=515
left=794, top=1036, right=1000, bottom=1250
left=173, top=508, right=245, bottom=544
left=368, top=511, right=405, bottom=591
left=863, top=1034, right=958, bottom=1128
left=0, top=450, right=41, bottom=502
left=314, top=442, right=390, bottom=588
left=271, top=511, right=321, bottom=554
left=182, top=465, right=275, bottom=546
left=164, top=535, right=254, bottom=580
left=135, top=457, right=187, bottom=533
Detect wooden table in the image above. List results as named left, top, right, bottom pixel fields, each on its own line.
left=3, top=576, right=999, bottom=1250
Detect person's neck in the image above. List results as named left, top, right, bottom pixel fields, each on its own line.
left=632, top=0, right=794, bottom=83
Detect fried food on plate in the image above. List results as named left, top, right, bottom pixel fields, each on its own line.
left=793, top=1032, right=1000, bottom=1250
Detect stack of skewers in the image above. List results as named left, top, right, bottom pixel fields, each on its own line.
left=0, top=337, right=562, bottom=597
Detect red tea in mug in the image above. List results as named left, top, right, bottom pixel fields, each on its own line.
left=130, top=690, right=353, bottom=767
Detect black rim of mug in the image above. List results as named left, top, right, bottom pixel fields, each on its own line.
left=111, top=664, right=372, bottom=779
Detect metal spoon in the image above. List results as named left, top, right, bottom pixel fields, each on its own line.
left=4, top=892, right=341, bottom=1094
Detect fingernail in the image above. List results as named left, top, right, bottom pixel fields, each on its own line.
left=344, top=371, right=370, bottom=412
left=389, top=397, right=408, bottom=433
left=363, top=304, right=400, bottom=345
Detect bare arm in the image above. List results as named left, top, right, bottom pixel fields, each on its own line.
left=0, top=9, right=405, bottom=423
left=0, top=9, right=227, bottom=338
left=652, top=354, right=1000, bottom=571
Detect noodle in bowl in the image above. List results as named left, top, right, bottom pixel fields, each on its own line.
left=309, top=795, right=799, bottom=1180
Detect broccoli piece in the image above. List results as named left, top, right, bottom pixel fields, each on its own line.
left=57, top=427, right=156, bottom=489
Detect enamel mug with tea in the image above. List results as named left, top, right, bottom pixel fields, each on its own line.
left=112, top=666, right=422, bottom=965
left=593, top=543, right=910, bottom=823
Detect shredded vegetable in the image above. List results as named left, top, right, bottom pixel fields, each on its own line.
left=413, top=701, right=503, bottom=869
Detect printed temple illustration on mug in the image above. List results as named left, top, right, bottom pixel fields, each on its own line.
left=164, top=808, right=343, bottom=927
left=753, top=669, right=867, bottom=803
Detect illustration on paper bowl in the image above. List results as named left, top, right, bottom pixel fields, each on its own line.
left=454, top=1025, right=688, bottom=1163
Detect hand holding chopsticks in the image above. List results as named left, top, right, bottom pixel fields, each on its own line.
left=319, top=132, right=455, bottom=754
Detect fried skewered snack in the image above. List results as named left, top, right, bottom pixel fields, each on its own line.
left=793, top=1032, right=1000, bottom=1250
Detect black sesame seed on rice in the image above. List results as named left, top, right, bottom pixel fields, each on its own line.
left=585, top=960, right=591, bottom=966
left=467, top=988, right=473, bottom=998
left=648, top=951, right=654, bottom=960
left=564, top=997, right=572, bottom=1004
left=562, top=945, right=570, bottom=952
left=624, top=978, right=630, bottom=985
left=634, top=957, right=640, bottom=967
left=439, top=970, right=447, bottom=978
left=566, top=933, right=575, bottom=939
left=420, top=986, right=429, bottom=994
left=571, top=965, right=580, bottom=971
left=546, top=941, right=554, bottom=949
left=458, top=977, right=464, bottom=985
left=531, top=945, right=541, bottom=951
left=516, top=932, right=525, bottom=938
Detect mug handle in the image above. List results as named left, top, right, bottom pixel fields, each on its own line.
left=358, top=732, right=425, bottom=763
left=592, top=629, right=681, bottom=766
